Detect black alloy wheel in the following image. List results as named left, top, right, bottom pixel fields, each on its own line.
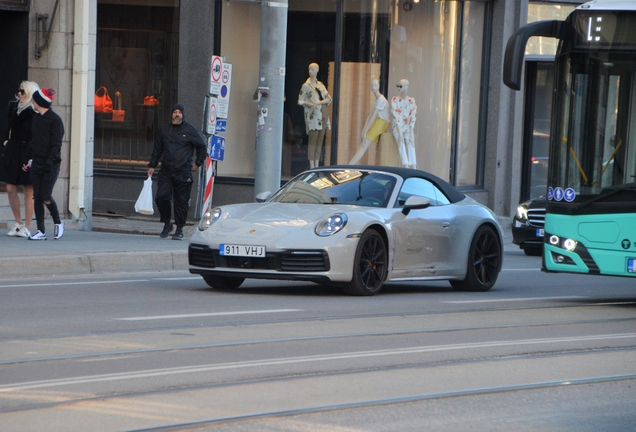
left=342, top=230, right=387, bottom=296
left=202, top=274, right=245, bottom=290
left=450, top=225, right=501, bottom=292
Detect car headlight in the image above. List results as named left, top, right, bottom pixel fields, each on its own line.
left=198, top=207, right=222, bottom=231
left=315, top=213, right=348, bottom=237
left=515, top=204, right=528, bottom=222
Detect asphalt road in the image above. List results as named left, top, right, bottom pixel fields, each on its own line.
left=0, top=250, right=635, bottom=431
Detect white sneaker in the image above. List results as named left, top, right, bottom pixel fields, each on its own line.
left=29, top=230, right=47, bottom=241
left=54, top=221, right=64, bottom=240
left=16, top=226, right=31, bottom=238
left=7, top=223, right=21, bottom=237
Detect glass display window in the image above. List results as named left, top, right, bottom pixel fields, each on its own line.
left=94, top=2, right=179, bottom=171
left=220, top=0, right=488, bottom=188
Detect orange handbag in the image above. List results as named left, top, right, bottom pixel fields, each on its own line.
left=112, top=91, right=125, bottom=122
left=95, top=86, right=113, bottom=113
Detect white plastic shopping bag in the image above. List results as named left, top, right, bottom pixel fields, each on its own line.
left=134, top=176, right=154, bottom=215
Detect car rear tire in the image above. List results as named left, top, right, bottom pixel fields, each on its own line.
left=450, top=225, right=501, bottom=292
left=342, top=230, right=387, bottom=296
left=202, top=275, right=245, bottom=290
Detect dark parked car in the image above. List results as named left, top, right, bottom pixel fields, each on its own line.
left=512, top=196, right=546, bottom=256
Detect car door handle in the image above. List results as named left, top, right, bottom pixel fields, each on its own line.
left=442, top=222, right=450, bottom=229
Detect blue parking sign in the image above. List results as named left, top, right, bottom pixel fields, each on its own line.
left=209, top=135, right=225, bottom=161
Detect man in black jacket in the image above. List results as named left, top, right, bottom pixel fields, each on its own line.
left=147, top=104, right=207, bottom=240
left=23, top=88, right=65, bottom=241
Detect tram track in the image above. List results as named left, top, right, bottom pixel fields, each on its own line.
left=1, top=314, right=635, bottom=366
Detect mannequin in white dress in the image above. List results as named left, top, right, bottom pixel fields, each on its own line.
left=391, top=79, right=417, bottom=168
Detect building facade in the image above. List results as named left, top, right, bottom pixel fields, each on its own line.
left=0, top=0, right=583, bottom=230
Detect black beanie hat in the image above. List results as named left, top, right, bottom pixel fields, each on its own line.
left=33, top=88, right=55, bottom=108
left=172, top=103, right=186, bottom=121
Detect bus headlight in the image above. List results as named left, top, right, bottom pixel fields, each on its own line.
left=549, top=235, right=560, bottom=245
left=563, top=238, right=577, bottom=251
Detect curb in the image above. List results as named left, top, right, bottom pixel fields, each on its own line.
left=0, top=251, right=188, bottom=277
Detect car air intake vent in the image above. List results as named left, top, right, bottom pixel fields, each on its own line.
left=280, top=251, right=328, bottom=272
left=189, top=245, right=216, bottom=268
left=527, top=207, right=546, bottom=228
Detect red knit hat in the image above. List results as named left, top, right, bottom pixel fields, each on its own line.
left=33, top=88, right=55, bottom=108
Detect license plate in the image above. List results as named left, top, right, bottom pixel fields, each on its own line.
left=536, top=228, right=544, bottom=237
left=628, top=258, right=636, bottom=273
left=220, top=244, right=266, bottom=258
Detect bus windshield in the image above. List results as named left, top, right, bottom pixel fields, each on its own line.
left=549, top=11, right=636, bottom=211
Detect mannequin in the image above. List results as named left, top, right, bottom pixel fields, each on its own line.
left=349, top=76, right=391, bottom=165
left=391, top=79, right=417, bottom=168
left=298, top=62, right=332, bottom=168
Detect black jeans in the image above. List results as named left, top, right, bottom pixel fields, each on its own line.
left=30, top=163, right=61, bottom=233
left=155, top=169, right=193, bottom=229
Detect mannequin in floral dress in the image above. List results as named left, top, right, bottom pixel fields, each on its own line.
left=391, top=79, right=417, bottom=168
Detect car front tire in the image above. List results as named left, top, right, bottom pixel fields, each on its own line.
left=450, top=225, right=501, bottom=292
left=342, top=230, right=387, bottom=296
left=202, top=275, right=245, bottom=290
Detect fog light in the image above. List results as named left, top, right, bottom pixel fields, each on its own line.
left=564, top=238, right=577, bottom=251
left=556, top=255, right=565, bottom=263
left=549, top=235, right=560, bottom=245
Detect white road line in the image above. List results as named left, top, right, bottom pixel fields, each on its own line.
left=0, top=279, right=149, bottom=288
left=443, top=296, right=588, bottom=304
left=1, top=333, right=634, bottom=392
left=154, top=277, right=201, bottom=281
left=115, top=309, right=305, bottom=321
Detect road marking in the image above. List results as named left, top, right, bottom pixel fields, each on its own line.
left=1, top=333, right=635, bottom=392
left=154, top=277, right=201, bottom=281
left=115, top=309, right=305, bottom=321
left=0, top=279, right=149, bottom=288
left=443, top=296, right=588, bottom=304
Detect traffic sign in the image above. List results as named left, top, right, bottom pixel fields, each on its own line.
left=210, top=135, right=225, bottom=161
left=215, top=119, right=227, bottom=133
left=210, top=55, right=223, bottom=95
left=218, top=63, right=232, bottom=119
left=206, top=97, right=218, bottom=135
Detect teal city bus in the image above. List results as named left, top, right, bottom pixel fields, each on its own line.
left=504, top=0, right=636, bottom=278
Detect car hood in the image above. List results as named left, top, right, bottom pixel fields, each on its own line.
left=217, top=202, right=356, bottom=228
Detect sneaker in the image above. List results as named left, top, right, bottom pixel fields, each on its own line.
left=7, top=223, right=21, bottom=237
left=16, top=226, right=31, bottom=238
left=172, top=230, right=184, bottom=241
left=54, top=221, right=64, bottom=239
left=29, top=230, right=47, bottom=241
left=160, top=223, right=174, bottom=238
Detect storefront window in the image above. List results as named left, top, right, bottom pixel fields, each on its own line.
left=94, top=3, right=179, bottom=170
left=219, top=0, right=487, bottom=187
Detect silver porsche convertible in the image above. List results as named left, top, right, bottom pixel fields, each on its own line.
left=189, top=166, right=504, bottom=296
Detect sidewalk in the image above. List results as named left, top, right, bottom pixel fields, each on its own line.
left=0, top=215, right=514, bottom=279
left=0, top=216, right=194, bottom=278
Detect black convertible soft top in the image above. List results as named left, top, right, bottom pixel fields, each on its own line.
left=311, top=165, right=467, bottom=204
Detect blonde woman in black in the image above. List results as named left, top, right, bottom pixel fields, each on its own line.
left=1, top=81, right=39, bottom=238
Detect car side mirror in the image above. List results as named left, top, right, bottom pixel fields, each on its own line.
left=255, top=191, right=272, bottom=203
left=402, top=196, right=431, bottom=215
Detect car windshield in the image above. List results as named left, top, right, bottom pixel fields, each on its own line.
left=269, top=170, right=397, bottom=207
